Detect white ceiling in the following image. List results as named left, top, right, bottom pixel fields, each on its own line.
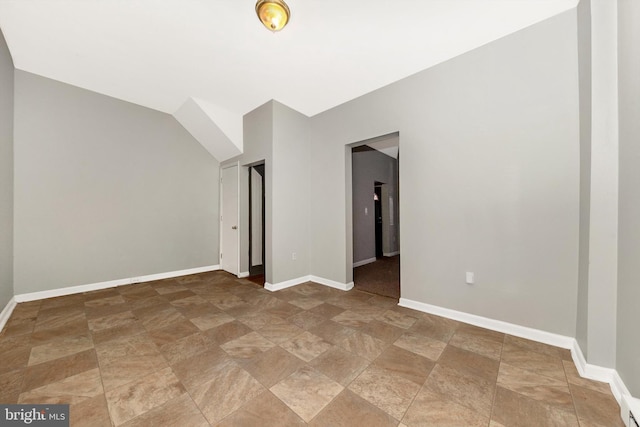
left=0, top=0, right=576, bottom=121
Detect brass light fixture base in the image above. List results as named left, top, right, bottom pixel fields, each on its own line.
left=255, top=0, right=291, bottom=32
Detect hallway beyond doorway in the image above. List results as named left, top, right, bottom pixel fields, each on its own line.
left=353, top=255, right=400, bottom=299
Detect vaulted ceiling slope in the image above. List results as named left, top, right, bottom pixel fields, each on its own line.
left=0, top=0, right=577, bottom=158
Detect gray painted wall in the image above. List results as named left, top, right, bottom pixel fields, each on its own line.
left=310, top=10, right=580, bottom=336
left=271, top=102, right=311, bottom=284
left=222, top=102, right=273, bottom=281
left=576, top=0, right=592, bottom=358
left=616, top=0, right=640, bottom=396
left=352, top=148, right=399, bottom=263
left=13, top=71, right=219, bottom=294
left=0, top=29, right=14, bottom=308
left=221, top=100, right=311, bottom=286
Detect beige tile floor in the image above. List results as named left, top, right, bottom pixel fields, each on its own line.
left=0, top=271, right=624, bottom=426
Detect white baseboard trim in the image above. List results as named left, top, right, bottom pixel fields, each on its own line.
left=309, top=276, right=354, bottom=291
left=265, top=276, right=311, bottom=292
left=570, top=339, right=617, bottom=390
left=353, top=257, right=376, bottom=268
left=15, top=278, right=126, bottom=303
left=14, top=265, right=220, bottom=303
left=0, top=297, right=17, bottom=333
left=238, top=271, right=250, bottom=278
left=383, top=251, right=400, bottom=257
left=571, top=340, right=639, bottom=427
left=621, top=394, right=640, bottom=427
left=399, top=296, right=639, bottom=423
left=398, top=298, right=574, bottom=349
left=265, top=275, right=354, bottom=292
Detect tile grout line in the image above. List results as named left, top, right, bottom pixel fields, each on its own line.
left=564, top=358, right=583, bottom=425
left=487, top=333, right=507, bottom=426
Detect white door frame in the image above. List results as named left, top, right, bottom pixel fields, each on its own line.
left=220, top=163, right=240, bottom=276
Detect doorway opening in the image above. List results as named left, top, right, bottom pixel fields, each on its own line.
left=374, top=183, right=383, bottom=258
left=350, top=133, right=400, bottom=299
left=248, top=163, right=265, bottom=286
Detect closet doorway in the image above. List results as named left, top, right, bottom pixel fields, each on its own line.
left=248, top=164, right=265, bottom=285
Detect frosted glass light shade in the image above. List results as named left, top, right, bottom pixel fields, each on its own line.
left=256, top=0, right=290, bottom=32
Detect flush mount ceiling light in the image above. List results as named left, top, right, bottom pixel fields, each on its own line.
left=255, top=0, right=290, bottom=32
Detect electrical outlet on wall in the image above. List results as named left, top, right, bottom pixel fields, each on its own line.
left=292, top=252, right=297, bottom=260
left=465, top=272, right=474, bottom=284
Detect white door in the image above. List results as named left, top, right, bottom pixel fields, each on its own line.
left=221, top=165, right=239, bottom=275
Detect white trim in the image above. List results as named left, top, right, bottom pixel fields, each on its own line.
left=220, top=162, right=241, bottom=276
left=14, top=265, right=220, bottom=303
left=570, top=339, right=623, bottom=398
left=398, top=298, right=574, bottom=349
left=238, top=271, right=250, bottom=278
left=571, top=339, right=589, bottom=377
left=621, top=394, right=640, bottom=427
left=265, top=276, right=311, bottom=292
left=130, top=265, right=220, bottom=283
left=353, top=257, right=376, bottom=268
left=15, top=278, right=126, bottom=303
left=265, top=275, right=354, bottom=292
left=612, top=370, right=631, bottom=405
left=309, top=276, right=354, bottom=291
left=0, top=297, right=17, bottom=333
left=570, top=339, right=619, bottom=393
left=572, top=340, right=640, bottom=427
left=383, top=251, right=400, bottom=257
left=400, top=296, right=639, bottom=423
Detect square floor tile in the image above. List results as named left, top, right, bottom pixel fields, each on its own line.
left=310, top=346, right=370, bottom=386
left=22, top=348, right=98, bottom=392
left=492, top=386, right=579, bottom=427
left=348, top=365, right=420, bottom=420
left=289, top=297, right=323, bottom=310
left=216, top=391, right=305, bottom=427
left=408, top=314, right=460, bottom=343
left=394, top=331, right=446, bottom=361
left=448, top=324, right=504, bottom=360
left=243, top=347, right=306, bottom=388
left=19, top=368, right=104, bottom=406
left=258, top=322, right=304, bottom=344
left=221, top=331, right=276, bottom=359
left=189, top=362, right=264, bottom=424
left=270, top=366, right=344, bottom=422
left=403, top=388, right=489, bottom=427
left=497, top=362, right=573, bottom=412
left=307, top=321, right=355, bottom=346
left=105, top=367, right=185, bottom=426
left=570, top=383, right=625, bottom=427
left=310, top=390, right=398, bottom=427
left=204, top=320, right=253, bottom=345
left=372, top=345, right=434, bottom=386
left=338, top=330, right=386, bottom=361
left=423, top=364, right=495, bottom=417
left=378, top=309, right=417, bottom=329
left=280, top=331, right=332, bottom=362
left=439, top=344, right=500, bottom=383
